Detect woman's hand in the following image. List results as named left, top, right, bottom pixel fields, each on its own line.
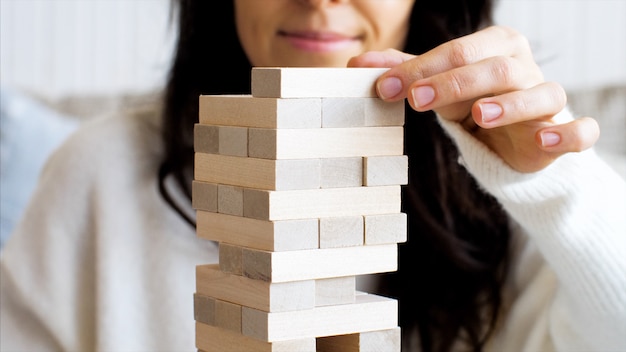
left=348, top=26, right=599, bottom=173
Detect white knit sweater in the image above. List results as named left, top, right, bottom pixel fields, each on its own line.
left=1, top=105, right=624, bottom=351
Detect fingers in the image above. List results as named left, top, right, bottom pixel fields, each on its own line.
left=372, top=26, right=535, bottom=102
left=536, top=117, right=600, bottom=153
left=472, top=82, right=566, bottom=128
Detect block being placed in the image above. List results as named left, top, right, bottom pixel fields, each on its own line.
left=199, top=95, right=322, bottom=129
left=196, top=211, right=319, bottom=252
left=321, top=98, right=405, bottom=128
left=251, top=67, right=389, bottom=98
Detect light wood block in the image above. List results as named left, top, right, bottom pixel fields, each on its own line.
left=192, top=181, right=217, bottom=212
left=251, top=67, right=389, bottom=98
left=219, top=243, right=243, bottom=275
left=194, top=293, right=216, bottom=325
left=243, top=186, right=401, bottom=221
left=242, top=292, right=397, bottom=342
left=196, top=211, right=319, bottom=252
left=219, top=126, right=248, bottom=157
left=320, top=157, right=362, bottom=188
left=321, top=98, right=365, bottom=127
left=196, top=264, right=315, bottom=312
left=319, top=216, right=364, bottom=249
left=215, top=300, right=242, bottom=333
left=364, top=213, right=407, bottom=245
left=217, top=184, right=243, bottom=216
left=195, top=153, right=320, bottom=191
left=364, top=99, right=405, bottom=127
left=247, top=127, right=404, bottom=159
left=363, top=155, right=408, bottom=186
left=316, top=327, right=401, bottom=352
left=242, top=244, right=397, bottom=283
left=194, top=124, right=218, bottom=153
left=199, top=95, right=321, bottom=129
left=321, top=98, right=405, bottom=128
left=315, top=276, right=356, bottom=307
left=196, top=322, right=316, bottom=352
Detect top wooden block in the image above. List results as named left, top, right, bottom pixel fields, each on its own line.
left=252, top=67, right=389, bottom=98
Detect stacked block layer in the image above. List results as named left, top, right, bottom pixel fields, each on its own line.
left=193, top=67, right=408, bottom=351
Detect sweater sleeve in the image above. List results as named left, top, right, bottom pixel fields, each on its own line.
left=437, top=109, right=626, bottom=351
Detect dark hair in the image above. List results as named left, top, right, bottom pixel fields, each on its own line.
left=160, top=1, right=509, bottom=351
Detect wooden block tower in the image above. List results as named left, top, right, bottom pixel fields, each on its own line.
left=192, top=67, right=408, bottom=351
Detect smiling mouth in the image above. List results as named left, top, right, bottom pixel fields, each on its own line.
left=278, top=30, right=360, bottom=52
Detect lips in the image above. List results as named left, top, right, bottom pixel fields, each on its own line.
left=278, top=30, right=360, bottom=52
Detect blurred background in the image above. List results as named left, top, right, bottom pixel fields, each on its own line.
left=1, top=0, right=625, bottom=98
left=1, top=0, right=625, bottom=246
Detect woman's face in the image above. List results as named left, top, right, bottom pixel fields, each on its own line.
left=234, top=0, right=415, bottom=67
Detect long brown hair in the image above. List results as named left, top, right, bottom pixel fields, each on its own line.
left=160, top=1, right=510, bottom=351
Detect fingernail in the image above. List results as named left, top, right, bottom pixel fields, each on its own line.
left=540, top=131, right=561, bottom=147
left=411, top=86, right=435, bottom=108
left=377, top=77, right=403, bottom=100
left=479, top=103, right=503, bottom=123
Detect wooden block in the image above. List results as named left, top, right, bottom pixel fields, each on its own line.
left=196, top=322, right=316, bottom=352
left=363, top=155, right=408, bottom=186
left=194, top=293, right=216, bottom=325
left=321, top=98, right=365, bottom=127
left=315, top=276, right=356, bottom=307
left=219, top=243, right=243, bottom=275
left=215, top=300, right=242, bottom=333
left=364, top=99, right=405, bottom=127
left=192, top=181, right=218, bottom=212
left=217, top=184, right=243, bottom=216
left=321, top=98, right=405, bottom=128
left=243, top=186, right=401, bottom=221
left=196, top=211, right=319, bottom=252
left=247, top=127, right=404, bottom=159
left=241, top=292, right=398, bottom=342
left=199, top=94, right=322, bottom=129
left=195, top=153, right=320, bottom=191
left=364, top=213, right=407, bottom=245
left=251, top=67, right=389, bottom=98
left=316, top=327, right=401, bottom=352
left=319, top=216, right=364, bottom=248
left=320, top=157, right=362, bottom=188
left=196, top=264, right=315, bottom=312
left=242, top=244, right=397, bottom=283
left=194, top=124, right=218, bottom=153
left=218, top=126, right=248, bottom=156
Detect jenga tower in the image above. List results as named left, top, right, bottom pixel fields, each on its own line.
left=192, top=67, right=408, bottom=351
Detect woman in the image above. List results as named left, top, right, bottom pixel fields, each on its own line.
left=2, top=0, right=624, bottom=351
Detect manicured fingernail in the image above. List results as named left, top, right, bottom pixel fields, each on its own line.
left=479, top=103, right=503, bottom=123
left=540, top=131, right=561, bottom=147
left=377, top=77, right=403, bottom=100
left=411, top=86, right=435, bottom=108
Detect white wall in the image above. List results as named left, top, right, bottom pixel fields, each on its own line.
left=1, top=0, right=625, bottom=99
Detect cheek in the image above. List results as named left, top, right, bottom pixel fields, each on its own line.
left=363, top=4, right=413, bottom=50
